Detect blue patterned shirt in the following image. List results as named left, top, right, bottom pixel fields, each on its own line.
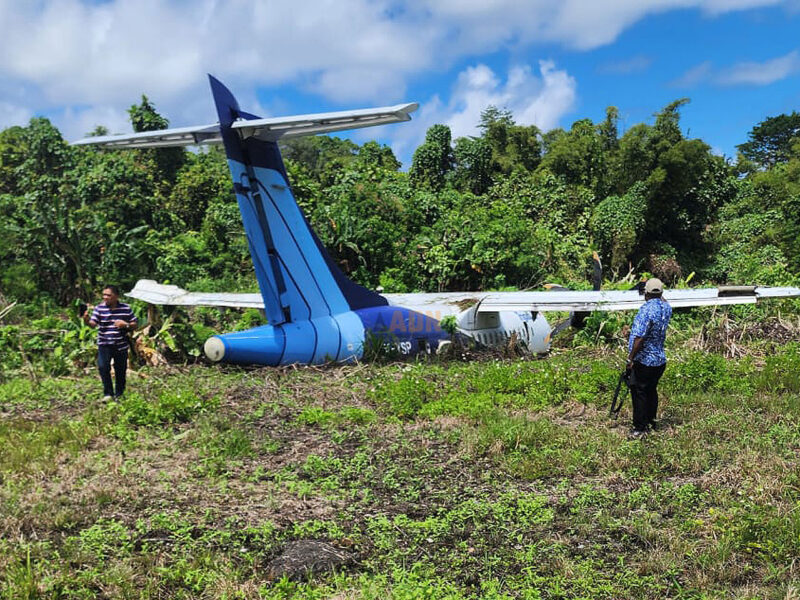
left=628, top=298, right=672, bottom=366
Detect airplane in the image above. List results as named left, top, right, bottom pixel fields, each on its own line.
left=72, top=76, right=800, bottom=367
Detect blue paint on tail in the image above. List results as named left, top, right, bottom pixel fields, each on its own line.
left=206, top=75, right=390, bottom=365
left=208, top=75, right=387, bottom=327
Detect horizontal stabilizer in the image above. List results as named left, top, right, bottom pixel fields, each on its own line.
left=71, top=123, right=222, bottom=148
left=70, top=103, right=418, bottom=148
left=231, top=103, right=418, bottom=141
left=127, top=280, right=264, bottom=309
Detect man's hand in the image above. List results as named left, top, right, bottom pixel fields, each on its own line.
left=82, top=304, right=94, bottom=320
left=114, top=319, right=130, bottom=329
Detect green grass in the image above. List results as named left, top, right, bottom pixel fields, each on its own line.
left=2, top=340, right=800, bottom=598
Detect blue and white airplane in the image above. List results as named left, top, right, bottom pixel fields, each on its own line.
left=73, top=76, right=800, bottom=366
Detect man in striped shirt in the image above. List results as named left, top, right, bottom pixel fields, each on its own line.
left=82, top=284, right=138, bottom=400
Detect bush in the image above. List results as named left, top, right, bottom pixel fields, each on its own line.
left=370, top=368, right=436, bottom=418
left=114, top=389, right=216, bottom=427
left=591, top=182, right=648, bottom=272
left=754, top=343, right=800, bottom=393
left=665, top=351, right=733, bottom=393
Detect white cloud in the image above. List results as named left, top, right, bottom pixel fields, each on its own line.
left=0, top=0, right=791, bottom=141
left=416, top=0, right=786, bottom=51
left=387, top=61, right=577, bottom=167
left=0, top=101, right=32, bottom=130
left=717, top=50, right=800, bottom=85
left=597, top=55, right=653, bottom=75
left=513, top=61, right=578, bottom=131
left=672, top=51, right=800, bottom=88
left=309, top=67, right=408, bottom=104
left=0, top=0, right=438, bottom=135
left=53, top=105, right=131, bottom=143
left=701, top=0, right=780, bottom=14
left=671, top=61, right=714, bottom=87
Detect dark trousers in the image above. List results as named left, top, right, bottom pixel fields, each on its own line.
left=98, top=345, right=128, bottom=397
left=629, top=361, right=666, bottom=431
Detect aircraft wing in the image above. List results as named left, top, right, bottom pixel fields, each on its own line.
left=127, top=280, right=264, bottom=309
left=71, top=103, right=419, bottom=149
left=470, top=286, right=800, bottom=312
left=127, top=281, right=800, bottom=314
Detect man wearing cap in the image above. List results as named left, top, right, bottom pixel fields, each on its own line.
left=626, top=278, right=672, bottom=438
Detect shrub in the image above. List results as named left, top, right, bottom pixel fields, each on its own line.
left=666, top=351, right=731, bottom=393
left=114, top=389, right=216, bottom=427
left=591, top=182, right=648, bottom=272
left=370, top=369, right=436, bottom=418
left=754, top=343, right=800, bottom=393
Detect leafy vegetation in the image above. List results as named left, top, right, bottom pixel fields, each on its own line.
left=2, top=90, right=800, bottom=598
left=2, top=332, right=800, bottom=597
left=2, top=93, right=800, bottom=316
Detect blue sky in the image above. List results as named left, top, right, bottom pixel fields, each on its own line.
left=1, top=1, right=799, bottom=167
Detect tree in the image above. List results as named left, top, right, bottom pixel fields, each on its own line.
left=12, top=118, right=92, bottom=299
left=541, top=128, right=566, bottom=154
left=167, top=148, right=234, bottom=230
left=598, top=106, right=620, bottom=152
left=610, top=124, right=655, bottom=193
left=128, top=95, right=186, bottom=181
left=88, top=125, right=109, bottom=137
left=452, top=136, right=493, bottom=195
left=653, top=98, right=690, bottom=149
left=128, top=95, right=170, bottom=132
left=0, top=126, right=27, bottom=195
left=479, top=105, right=542, bottom=175
left=355, top=141, right=401, bottom=172
left=280, top=136, right=359, bottom=187
left=737, top=111, right=800, bottom=168
left=409, top=124, right=453, bottom=191
left=538, top=118, right=607, bottom=197
left=591, top=182, right=648, bottom=272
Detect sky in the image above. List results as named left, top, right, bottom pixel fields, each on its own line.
left=1, top=0, right=799, bottom=167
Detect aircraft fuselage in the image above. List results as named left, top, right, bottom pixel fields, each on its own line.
left=204, top=302, right=551, bottom=365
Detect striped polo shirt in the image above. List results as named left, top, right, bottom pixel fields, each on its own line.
left=90, top=301, right=137, bottom=348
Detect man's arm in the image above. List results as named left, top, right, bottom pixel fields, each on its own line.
left=627, top=336, right=644, bottom=369
left=113, top=307, right=137, bottom=330
left=113, top=317, right=137, bottom=330
left=83, top=306, right=97, bottom=328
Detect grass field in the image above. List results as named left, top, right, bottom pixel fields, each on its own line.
left=2, top=329, right=800, bottom=598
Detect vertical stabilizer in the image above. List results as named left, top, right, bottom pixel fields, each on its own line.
left=208, top=75, right=387, bottom=325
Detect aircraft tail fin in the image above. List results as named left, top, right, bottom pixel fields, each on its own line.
left=207, top=75, right=389, bottom=324
left=70, top=75, right=418, bottom=325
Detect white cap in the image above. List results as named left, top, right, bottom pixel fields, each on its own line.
left=645, top=278, right=664, bottom=294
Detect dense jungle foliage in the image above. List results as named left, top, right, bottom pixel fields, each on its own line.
left=0, top=96, right=799, bottom=371
left=3, top=98, right=800, bottom=599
